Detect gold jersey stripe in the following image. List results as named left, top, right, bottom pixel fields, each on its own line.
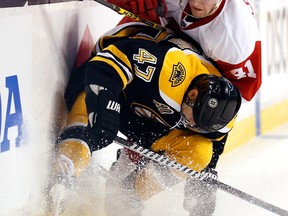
left=102, top=45, right=134, bottom=83
left=90, top=48, right=133, bottom=88
left=92, top=55, right=129, bottom=88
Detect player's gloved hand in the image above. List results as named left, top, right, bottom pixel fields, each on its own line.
left=85, top=85, right=120, bottom=146
left=107, top=0, right=167, bottom=22
left=198, top=168, right=218, bottom=181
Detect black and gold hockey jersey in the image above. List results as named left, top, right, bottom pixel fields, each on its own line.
left=65, top=24, right=231, bottom=150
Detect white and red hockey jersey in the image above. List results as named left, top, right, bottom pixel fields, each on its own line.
left=116, top=0, right=262, bottom=101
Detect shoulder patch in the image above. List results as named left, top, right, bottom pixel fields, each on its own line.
left=169, top=62, right=186, bottom=87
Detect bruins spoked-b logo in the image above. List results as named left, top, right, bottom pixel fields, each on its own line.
left=169, top=62, right=186, bottom=87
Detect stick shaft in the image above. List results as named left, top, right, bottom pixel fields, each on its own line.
left=93, top=0, right=165, bottom=31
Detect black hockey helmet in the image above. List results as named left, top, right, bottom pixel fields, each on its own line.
left=187, top=75, right=242, bottom=132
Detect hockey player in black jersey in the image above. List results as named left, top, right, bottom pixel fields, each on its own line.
left=48, top=24, right=241, bottom=215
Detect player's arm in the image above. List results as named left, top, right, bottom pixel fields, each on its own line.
left=84, top=43, right=134, bottom=145
left=215, top=0, right=262, bottom=101
left=107, top=0, right=167, bottom=23
left=84, top=38, right=169, bottom=144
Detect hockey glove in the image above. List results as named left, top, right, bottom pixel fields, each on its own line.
left=85, top=85, right=120, bottom=147
left=107, top=0, right=167, bottom=22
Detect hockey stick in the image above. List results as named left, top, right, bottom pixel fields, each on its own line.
left=114, top=136, right=288, bottom=216
left=93, top=0, right=166, bottom=31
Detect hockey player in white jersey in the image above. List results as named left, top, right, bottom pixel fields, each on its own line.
left=107, top=0, right=262, bottom=102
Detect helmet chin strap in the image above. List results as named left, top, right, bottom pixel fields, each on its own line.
left=170, top=113, right=193, bottom=130
left=172, top=97, right=196, bottom=130
left=179, top=0, right=223, bottom=19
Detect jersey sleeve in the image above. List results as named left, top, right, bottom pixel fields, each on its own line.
left=85, top=43, right=134, bottom=95
left=202, top=0, right=262, bottom=101
left=216, top=41, right=262, bottom=101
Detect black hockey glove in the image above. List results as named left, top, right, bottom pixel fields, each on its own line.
left=85, top=85, right=120, bottom=147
